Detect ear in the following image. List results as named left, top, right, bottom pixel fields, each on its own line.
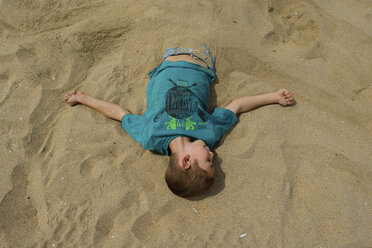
left=180, top=154, right=192, bottom=170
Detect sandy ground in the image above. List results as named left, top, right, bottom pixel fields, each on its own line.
left=1, top=0, right=372, bottom=247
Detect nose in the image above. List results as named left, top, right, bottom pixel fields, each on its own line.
left=209, top=151, right=214, bottom=160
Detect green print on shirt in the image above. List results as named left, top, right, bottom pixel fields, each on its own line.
left=162, top=79, right=202, bottom=131
left=152, top=79, right=207, bottom=131
left=165, top=116, right=197, bottom=130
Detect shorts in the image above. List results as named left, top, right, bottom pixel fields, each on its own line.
left=162, top=46, right=216, bottom=71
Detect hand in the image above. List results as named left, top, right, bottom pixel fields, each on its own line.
left=275, top=89, right=295, bottom=106
left=64, top=91, right=83, bottom=106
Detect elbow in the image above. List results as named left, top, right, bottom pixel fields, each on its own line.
left=225, top=99, right=241, bottom=115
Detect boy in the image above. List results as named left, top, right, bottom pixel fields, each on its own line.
left=64, top=47, right=295, bottom=198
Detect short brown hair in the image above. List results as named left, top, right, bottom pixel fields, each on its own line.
left=165, top=153, right=214, bottom=198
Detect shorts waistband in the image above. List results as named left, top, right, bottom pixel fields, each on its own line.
left=162, top=46, right=216, bottom=71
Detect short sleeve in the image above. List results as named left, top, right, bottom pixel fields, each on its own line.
left=121, top=114, right=146, bottom=145
left=211, top=108, right=238, bottom=144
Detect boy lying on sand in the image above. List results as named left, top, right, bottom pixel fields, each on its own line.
left=64, top=47, right=295, bottom=198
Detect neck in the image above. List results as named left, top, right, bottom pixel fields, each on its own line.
left=169, top=136, right=192, bottom=155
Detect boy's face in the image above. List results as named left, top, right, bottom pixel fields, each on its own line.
left=190, top=140, right=214, bottom=179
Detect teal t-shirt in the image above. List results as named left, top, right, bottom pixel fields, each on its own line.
left=121, top=61, right=238, bottom=155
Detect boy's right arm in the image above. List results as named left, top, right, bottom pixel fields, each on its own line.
left=64, top=91, right=130, bottom=121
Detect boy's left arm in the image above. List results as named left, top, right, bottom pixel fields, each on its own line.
left=224, top=89, right=294, bottom=115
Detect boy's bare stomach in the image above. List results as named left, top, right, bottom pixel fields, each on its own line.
left=164, top=54, right=208, bottom=69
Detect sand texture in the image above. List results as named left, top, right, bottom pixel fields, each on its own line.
left=1, top=0, right=372, bottom=247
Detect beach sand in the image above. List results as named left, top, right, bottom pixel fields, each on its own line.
left=0, top=0, right=371, bottom=247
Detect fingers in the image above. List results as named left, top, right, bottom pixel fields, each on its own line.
left=281, top=89, right=295, bottom=105
left=276, top=89, right=295, bottom=106
left=282, top=89, right=289, bottom=96
left=285, top=95, right=294, bottom=105
left=280, top=89, right=292, bottom=97
left=64, top=91, right=77, bottom=102
left=283, top=90, right=292, bottom=97
left=283, top=90, right=294, bottom=99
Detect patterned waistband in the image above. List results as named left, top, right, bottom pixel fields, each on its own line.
left=162, top=46, right=216, bottom=71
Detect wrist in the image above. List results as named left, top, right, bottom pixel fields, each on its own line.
left=271, top=92, right=280, bottom=104
left=76, top=94, right=85, bottom=104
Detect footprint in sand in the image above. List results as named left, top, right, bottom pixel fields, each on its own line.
left=94, top=212, right=116, bottom=244
left=93, top=191, right=140, bottom=244
left=0, top=163, right=39, bottom=247
left=52, top=204, right=94, bottom=246
left=15, top=46, right=64, bottom=89
left=131, top=200, right=178, bottom=243
left=281, top=10, right=319, bottom=46
left=80, top=155, right=114, bottom=179
left=263, top=3, right=320, bottom=48
left=16, top=48, right=38, bottom=66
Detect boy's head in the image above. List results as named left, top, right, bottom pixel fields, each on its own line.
left=165, top=139, right=215, bottom=198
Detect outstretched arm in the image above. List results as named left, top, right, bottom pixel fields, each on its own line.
left=64, top=91, right=130, bottom=121
left=224, top=89, right=295, bottom=115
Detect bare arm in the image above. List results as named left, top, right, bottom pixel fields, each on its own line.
left=224, top=89, right=294, bottom=115
left=64, top=91, right=130, bottom=121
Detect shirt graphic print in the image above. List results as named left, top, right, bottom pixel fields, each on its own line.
left=153, top=79, right=207, bottom=131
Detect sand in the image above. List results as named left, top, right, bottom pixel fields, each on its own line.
left=0, top=0, right=371, bottom=247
